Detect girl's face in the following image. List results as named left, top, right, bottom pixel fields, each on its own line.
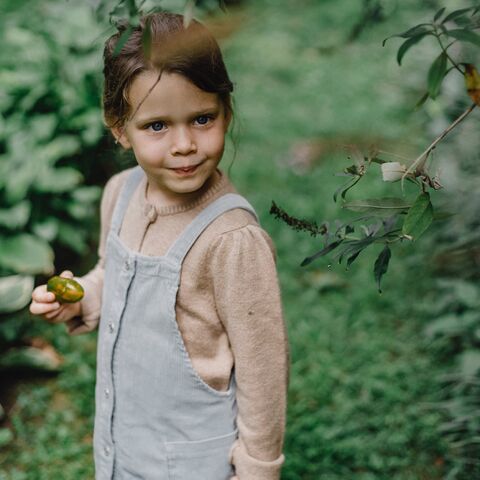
left=114, top=71, right=231, bottom=205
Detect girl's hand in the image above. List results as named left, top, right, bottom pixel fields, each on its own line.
left=30, top=271, right=82, bottom=324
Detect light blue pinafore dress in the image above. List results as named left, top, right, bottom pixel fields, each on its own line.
left=93, top=167, right=258, bottom=479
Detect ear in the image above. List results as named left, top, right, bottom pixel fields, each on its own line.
left=111, top=126, right=132, bottom=149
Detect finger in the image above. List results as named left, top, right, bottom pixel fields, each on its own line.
left=66, top=318, right=88, bottom=335
left=30, top=301, right=61, bottom=316
left=59, top=270, right=74, bottom=279
left=31, top=285, right=56, bottom=303
left=45, top=305, right=65, bottom=320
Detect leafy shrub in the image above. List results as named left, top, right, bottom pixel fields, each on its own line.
left=0, top=0, right=113, bottom=433
left=0, top=0, right=108, bottom=275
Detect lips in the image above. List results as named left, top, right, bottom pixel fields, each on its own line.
left=174, top=166, right=197, bottom=173
left=169, top=163, right=202, bottom=176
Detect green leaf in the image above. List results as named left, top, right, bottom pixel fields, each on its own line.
left=35, top=167, right=83, bottom=194
left=113, top=24, right=134, bottom=57
left=0, top=275, right=34, bottom=314
left=70, top=185, right=102, bottom=204
left=383, top=24, right=431, bottom=46
left=333, top=176, right=361, bottom=202
left=0, top=428, right=13, bottom=447
left=414, top=91, right=430, bottom=110
left=4, top=165, right=35, bottom=204
left=0, top=234, right=54, bottom=275
left=126, top=0, right=139, bottom=17
left=434, top=7, right=446, bottom=22
left=343, top=198, right=411, bottom=216
left=0, top=201, right=31, bottom=230
left=38, top=136, right=81, bottom=165
left=446, top=28, right=480, bottom=47
left=142, top=16, right=152, bottom=60
left=66, top=201, right=92, bottom=221
left=57, top=223, right=88, bottom=255
left=335, top=236, right=376, bottom=265
left=459, top=350, right=480, bottom=378
left=427, top=51, right=448, bottom=99
left=442, top=7, right=476, bottom=24
left=346, top=250, right=362, bottom=268
left=374, top=245, right=391, bottom=293
left=454, top=281, right=480, bottom=308
left=301, top=240, right=344, bottom=267
left=397, top=32, right=430, bottom=65
left=32, top=218, right=60, bottom=242
left=402, top=192, right=433, bottom=240
left=424, top=314, right=463, bottom=338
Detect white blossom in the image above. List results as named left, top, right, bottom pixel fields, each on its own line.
left=381, top=161, right=408, bottom=182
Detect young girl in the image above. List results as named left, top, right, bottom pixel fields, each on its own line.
left=30, top=12, right=288, bottom=480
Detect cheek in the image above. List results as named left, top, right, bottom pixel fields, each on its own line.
left=132, top=139, right=166, bottom=161
left=201, top=130, right=226, bottom=157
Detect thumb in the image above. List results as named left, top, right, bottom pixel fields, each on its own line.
left=59, top=270, right=74, bottom=279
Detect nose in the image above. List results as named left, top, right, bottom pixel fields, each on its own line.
left=170, top=126, right=197, bottom=156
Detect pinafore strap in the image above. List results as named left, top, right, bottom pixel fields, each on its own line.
left=165, top=193, right=258, bottom=266
left=110, top=166, right=144, bottom=236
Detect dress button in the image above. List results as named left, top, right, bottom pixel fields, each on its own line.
left=147, top=205, right=157, bottom=222
left=105, top=388, right=110, bottom=399
left=124, top=259, right=130, bottom=270
left=108, top=322, right=115, bottom=333
left=104, top=445, right=111, bottom=457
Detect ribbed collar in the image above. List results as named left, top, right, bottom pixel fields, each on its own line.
left=139, top=169, right=230, bottom=218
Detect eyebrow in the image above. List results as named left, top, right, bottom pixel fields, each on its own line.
left=134, top=106, right=221, bottom=125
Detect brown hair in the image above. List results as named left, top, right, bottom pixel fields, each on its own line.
left=103, top=12, right=234, bottom=129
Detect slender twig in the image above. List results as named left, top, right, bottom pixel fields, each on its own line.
left=377, top=149, right=411, bottom=162
left=401, top=103, right=477, bottom=188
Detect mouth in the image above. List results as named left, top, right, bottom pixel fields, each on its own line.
left=169, top=163, right=202, bottom=176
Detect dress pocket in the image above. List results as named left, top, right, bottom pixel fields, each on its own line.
left=166, top=430, right=237, bottom=480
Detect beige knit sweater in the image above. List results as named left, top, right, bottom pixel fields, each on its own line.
left=77, top=167, right=289, bottom=479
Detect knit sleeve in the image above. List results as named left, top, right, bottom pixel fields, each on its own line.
left=209, top=224, right=289, bottom=480
left=70, top=170, right=128, bottom=335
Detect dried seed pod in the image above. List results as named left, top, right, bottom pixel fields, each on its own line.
left=47, top=276, right=84, bottom=303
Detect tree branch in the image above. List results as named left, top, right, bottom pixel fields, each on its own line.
left=402, top=103, right=477, bottom=186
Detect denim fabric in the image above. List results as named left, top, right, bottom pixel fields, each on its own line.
left=93, top=166, right=257, bottom=479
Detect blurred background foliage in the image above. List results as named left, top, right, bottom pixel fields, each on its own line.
left=0, top=0, right=479, bottom=478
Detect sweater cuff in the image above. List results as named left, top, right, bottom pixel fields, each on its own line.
left=229, top=439, right=284, bottom=480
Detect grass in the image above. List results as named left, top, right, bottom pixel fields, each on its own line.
left=0, top=0, right=458, bottom=478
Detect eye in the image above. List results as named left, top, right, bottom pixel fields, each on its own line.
left=148, top=121, right=165, bottom=132
left=195, top=115, right=213, bottom=125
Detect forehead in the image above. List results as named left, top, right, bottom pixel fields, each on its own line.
left=127, top=70, right=221, bottom=120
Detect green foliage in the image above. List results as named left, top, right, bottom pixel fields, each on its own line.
left=0, top=235, right=54, bottom=276
left=0, top=276, right=34, bottom=314
left=0, top=1, right=105, bottom=267
left=423, top=279, right=480, bottom=478
left=272, top=4, right=479, bottom=290
left=0, top=0, right=108, bottom=440
left=0, top=274, right=37, bottom=437
left=385, top=6, right=480, bottom=99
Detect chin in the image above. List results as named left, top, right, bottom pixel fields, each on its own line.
left=169, top=178, right=207, bottom=193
